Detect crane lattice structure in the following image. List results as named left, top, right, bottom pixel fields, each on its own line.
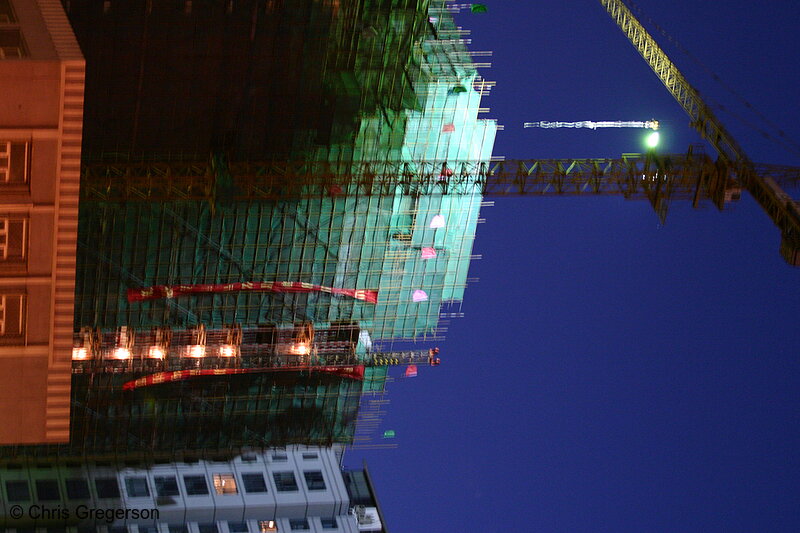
left=599, top=0, right=800, bottom=264
left=81, top=149, right=800, bottom=261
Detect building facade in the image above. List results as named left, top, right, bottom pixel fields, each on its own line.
left=0, top=0, right=83, bottom=444
left=0, top=445, right=387, bottom=532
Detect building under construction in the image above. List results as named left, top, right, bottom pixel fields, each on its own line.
left=73, top=0, right=496, bottom=342
left=1, top=0, right=496, bottom=457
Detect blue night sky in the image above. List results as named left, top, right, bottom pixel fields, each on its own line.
left=347, top=1, right=800, bottom=532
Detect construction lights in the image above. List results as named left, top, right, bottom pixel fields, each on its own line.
left=72, top=327, right=97, bottom=360
left=289, top=342, right=310, bottom=356
left=72, top=347, right=89, bottom=360
left=185, top=345, right=206, bottom=358
left=183, top=325, right=207, bottom=358
left=108, top=326, right=134, bottom=360
left=111, top=347, right=131, bottom=360
left=219, top=344, right=238, bottom=358
left=148, top=346, right=166, bottom=360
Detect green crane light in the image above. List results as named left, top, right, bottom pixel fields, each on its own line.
left=646, top=131, right=660, bottom=148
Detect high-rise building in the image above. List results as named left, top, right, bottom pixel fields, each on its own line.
left=2, top=0, right=494, bottom=458
left=70, top=0, right=495, bottom=342
left=0, top=445, right=388, bottom=532
left=0, top=0, right=84, bottom=444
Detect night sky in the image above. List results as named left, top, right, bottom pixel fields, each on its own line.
left=347, top=1, right=800, bottom=532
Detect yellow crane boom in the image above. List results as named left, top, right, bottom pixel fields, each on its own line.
left=599, top=0, right=800, bottom=265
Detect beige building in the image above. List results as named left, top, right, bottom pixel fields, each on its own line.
left=0, top=0, right=83, bottom=443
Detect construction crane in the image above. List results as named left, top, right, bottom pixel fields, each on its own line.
left=81, top=150, right=799, bottom=239
left=77, top=2, right=800, bottom=265
left=599, top=0, right=800, bottom=265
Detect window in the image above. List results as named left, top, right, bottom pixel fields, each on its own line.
left=35, top=479, right=60, bottom=501
left=65, top=478, right=90, bottom=500
left=0, top=29, right=25, bottom=58
left=138, top=528, right=159, bottom=533
left=0, top=217, right=25, bottom=264
left=301, top=453, right=318, bottom=460
left=0, top=292, right=24, bottom=341
left=272, top=471, right=298, bottom=492
left=154, top=475, right=180, bottom=497
left=289, top=519, right=309, bottom=531
left=125, top=476, right=150, bottom=498
left=227, top=522, right=249, bottom=533
left=258, top=521, right=277, bottom=533
left=241, top=473, right=268, bottom=494
left=212, top=473, right=238, bottom=495
left=271, top=453, right=287, bottom=462
left=0, top=0, right=17, bottom=23
left=183, top=474, right=209, bottom=495
left=320, top=518, right=338, bottom=530
left=198, top=525, right=219, bottom=533
left=6, top=480, right=30, bottom=502
left=303, top=471, right=326, bottom=491
left=168, top=526, right=189, bottom=533
left=0, top=142, right=28, bottom=184
left=94, top=478, right=120, bottom=499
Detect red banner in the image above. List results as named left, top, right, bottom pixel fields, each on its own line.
left=127, top=281, right=378, bottom=303
left=122, top=365, right=365, bottom=390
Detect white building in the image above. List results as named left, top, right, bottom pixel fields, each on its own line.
left=0, top=446, right=386, bottom=532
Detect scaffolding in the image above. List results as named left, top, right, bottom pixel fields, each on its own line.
left=71, top=0, right=496, bottom=344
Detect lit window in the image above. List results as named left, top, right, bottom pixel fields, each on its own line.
left=0, top=142, right=28, bottom=183
left=6, top=480, right=30, bottom=502
left=289, top=519, right=309, bottom=531
left=94, top=478, right=120, bottom=499
left=241, top=473, right=268, bottom=493
left=272, top=471, right=298, bottom=492
left=0, top=292, right=25, bottom=341
left=65, top=478, right=90, bottom=500
left=154, top=476, right=180, bottom=497
left=183, top=475, right=209, bottom=496
left=35, top=479, right=60, bottom=501
left=0, top=217, right=26, bottom=263
left=125, top=476, right=150, bottom=498
left=258, top=521, right=278, bottom=532
left=303, top=471, right=326, bottom=491
left=212, top=473, right=238, bottom=495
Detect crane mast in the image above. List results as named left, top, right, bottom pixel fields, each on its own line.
left=599, top=0, right=800, bottom=264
